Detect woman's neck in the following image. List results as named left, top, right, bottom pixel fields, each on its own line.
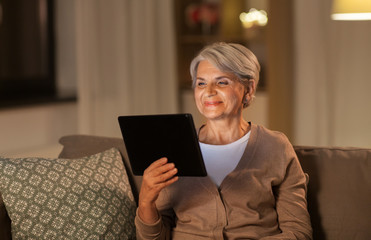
left=198, top=118, right=250, bottom=145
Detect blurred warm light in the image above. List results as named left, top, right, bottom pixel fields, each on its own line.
left=332, top=0, right=371, bottom=20
left=239, top=8, right=268, bottom=28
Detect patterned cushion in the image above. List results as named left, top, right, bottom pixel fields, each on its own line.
left=0, top=148, right=136, bottom=239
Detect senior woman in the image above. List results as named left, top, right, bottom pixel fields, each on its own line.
left=135, top=42, right=312, bottom=239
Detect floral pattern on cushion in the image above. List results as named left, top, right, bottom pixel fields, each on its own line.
left=0, top=148, right=136, bottom=239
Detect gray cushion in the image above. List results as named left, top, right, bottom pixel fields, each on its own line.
left=0, top=148, right=136, bottom=239
left=58, top=135, right=142, bottom=203
left=295, top=146, right=371, bottom=240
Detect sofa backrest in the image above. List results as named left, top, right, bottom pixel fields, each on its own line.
left=294, top=146, right=371, bottom=240
left=57, top=135, right=371, bottom=240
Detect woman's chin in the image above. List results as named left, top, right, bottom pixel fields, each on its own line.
left=200, top=111, right=224, bottom=121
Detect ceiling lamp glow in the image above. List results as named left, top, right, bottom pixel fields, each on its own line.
left=331, top=0, right=371, bottom=21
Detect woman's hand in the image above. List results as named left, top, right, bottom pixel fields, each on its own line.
left=138, top=157, right=178, bottom=224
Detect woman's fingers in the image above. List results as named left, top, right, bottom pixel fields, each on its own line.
left=144, top=158, right=177, bottom=182
left=155, top=167, right=178, bottom=185
left=145, top=157, right=168, bottom=171
left=141, top=158, right=178, bottom=201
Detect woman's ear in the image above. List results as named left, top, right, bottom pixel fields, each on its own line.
left=243, top=80, right=256, bottom=108
left=248, top=79, right=256, bottom=95
left=246, top=80, right=256, bottom=98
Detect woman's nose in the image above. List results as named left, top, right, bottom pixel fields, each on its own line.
left=206, top=83, right=216, bottom=96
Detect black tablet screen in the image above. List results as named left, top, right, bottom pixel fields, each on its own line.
left=118, top=114, right=207, bottom=176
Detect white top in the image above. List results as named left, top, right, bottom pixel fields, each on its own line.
left=199, top=131, right=250, bottom=187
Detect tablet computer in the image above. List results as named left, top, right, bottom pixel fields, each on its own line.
left=118, top=114, right=207, bottom=176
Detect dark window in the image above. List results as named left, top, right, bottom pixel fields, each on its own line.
left=0, top=0, right=55, bottom=107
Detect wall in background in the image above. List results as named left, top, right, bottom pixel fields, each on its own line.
left=266, top=0, right=371, bottom=148
left=55, top=0, right=77, bottom=94
left=0, top=103, right=77, bottom=157
left=0, top=0, right=78, bottom=158
left=293, top=0, right=371, bottom=148
left=0, top=0, right=178, bottom=157
left=1, top=0, right=370, bottom=158
left=266, top=0, right=294, bottom=140
left=74, top=0, right=178, bottom=137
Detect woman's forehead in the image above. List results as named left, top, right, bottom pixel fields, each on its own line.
left=197, top=60, right=234, bottom=77
left=197, top=60, right=230, bottom=74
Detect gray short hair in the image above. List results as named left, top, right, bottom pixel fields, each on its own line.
left=190, top=42, right=261, bottom=107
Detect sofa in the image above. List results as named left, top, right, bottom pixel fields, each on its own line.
left=1, top=134, right=370, bottom=239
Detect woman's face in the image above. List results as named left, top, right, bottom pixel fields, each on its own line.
left=194, top=60, right=246, bottom=121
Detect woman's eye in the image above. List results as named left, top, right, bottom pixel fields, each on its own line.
left=217, top=80, right=229, bottom=86
left=197, top=81, right=206, bottom=87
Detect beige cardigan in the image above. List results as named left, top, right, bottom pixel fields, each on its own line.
left=135, top=124, right=312, bottom=239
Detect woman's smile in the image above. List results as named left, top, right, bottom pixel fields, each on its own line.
left=204, top=100, right=223, bottom=107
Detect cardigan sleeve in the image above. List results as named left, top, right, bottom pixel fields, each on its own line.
left=262, top=141, right=313, bottom=240
left=135, top=208, right=175, bottom=240
left=135, top=188, right=175, bottom=240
